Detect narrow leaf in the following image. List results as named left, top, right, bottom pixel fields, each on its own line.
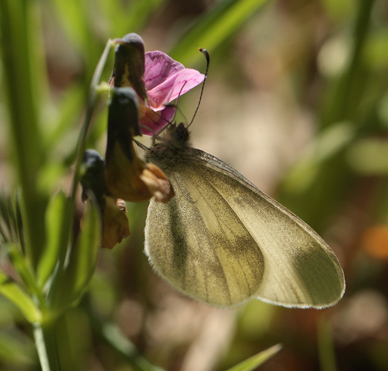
left=0, top=331, right=35, bottom=366
left=37, top=191, right=73, bottom=287
left=56, top=199, right=101, bottom=309
left=0, top=272, right=41, bottom=323
left=8, top=245, right=37, bottom=294
left=85, top=298, right=166, bottom=371
left=70, top=199, right=101, bottom=296
left=170, top=0, right=270, bottom=65
left=225, top=344, right=282, bottom=371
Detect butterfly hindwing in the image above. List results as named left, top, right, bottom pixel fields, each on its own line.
left=145, top=145, right=345, bottom=308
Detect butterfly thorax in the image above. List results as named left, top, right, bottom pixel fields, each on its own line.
left=146, top=123, right=191, bottom=168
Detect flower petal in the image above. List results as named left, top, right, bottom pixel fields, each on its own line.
left=140, top=163, right=175, bottom=203
left=146, top=68, right=205, bottom=109
left=140, top=105, right=175, bottom=135
left=144, top=51, right=184, bottom=90
left=162, top=68, right=206, bottom=103
left=144, top=51, right=205, bottom=109
left=105, top=135, right=174, bottom=203
left=105, top=86, right=174, bottom=202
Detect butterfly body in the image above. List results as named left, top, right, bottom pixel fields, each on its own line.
left=144, top=124, right=345, bottom=308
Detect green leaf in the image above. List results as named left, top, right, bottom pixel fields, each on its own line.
left=0, top=272, right=41, bottom=323
left=50, top=0, right=94, bottom=54
left=55, top=199, right=101, bottom=309
left=169, top=0, right=270, bottom=66
left=346, top=138, right=388, bottom=175
left=8, top=245, right=37, bottom=295
left=84, top=298, right=166, bottom=371
left=100, top=323, right=166, bottom=371
left=96, top=0, right=165, bottom=36
left=319, top=0, right=355, bottom=21
left=37, top=191, right=73, bottom=288
left=0, top=192, right=21, bottom=246
left=0, top=330, right=35, bottom=366
left=42, top=84, right=85, bottom=154
left=0, top=0, right=48, bottom=270
left=125, top=0, right=165, bottom=33
left=225, top=344, right=282, bottom=371
left=283, top=121, right=356, bottom=193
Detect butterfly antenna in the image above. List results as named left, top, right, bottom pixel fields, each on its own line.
left=187, top=48, right=210, bottom=129
left=133, top=137, right=148, bottom=151
left=170, top=81, right=187, bottom=124
left=142, top=102, right=179, bottom=146
left=174, top=104, right=188, bottom=124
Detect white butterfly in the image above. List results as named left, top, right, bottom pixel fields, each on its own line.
left=143, top=122, right=345, bottom=308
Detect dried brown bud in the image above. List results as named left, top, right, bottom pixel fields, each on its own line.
left=101, top=197, right=130, bottom=249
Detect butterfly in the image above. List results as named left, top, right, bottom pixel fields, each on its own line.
left=143, top=122, right=345, bottom=308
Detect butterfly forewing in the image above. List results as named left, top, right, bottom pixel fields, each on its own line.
left=145, top=165, right=265, bottom=306
left=145, top=144, right=345, bottom=308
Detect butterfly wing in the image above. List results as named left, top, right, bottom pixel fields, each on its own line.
left=145, top=148, right=345, bottom=308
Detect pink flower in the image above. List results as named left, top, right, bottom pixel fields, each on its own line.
left=140, top=51, right=205, bottom=135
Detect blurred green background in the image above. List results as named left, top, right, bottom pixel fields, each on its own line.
left=1, top=0, right=388, bottom=370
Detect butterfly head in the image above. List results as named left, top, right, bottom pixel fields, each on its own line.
left=146, top=122, right=191, bottom=163
left=170, top=122, right=190, bottom=146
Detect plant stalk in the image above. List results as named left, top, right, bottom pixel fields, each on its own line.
left=33, top=321, right=61, bottom=371
left=0, top=0, right=47, bottom=269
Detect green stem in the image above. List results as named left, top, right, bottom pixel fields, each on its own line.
left=43, top=42, right=114, bottom=308
left=0, top=0, right=47, bottom=269
left=33, top=321, right=61, bottom=371
left=70, top=39, right=115, bottom=203
left=317, top=317, right=337, bottom=371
